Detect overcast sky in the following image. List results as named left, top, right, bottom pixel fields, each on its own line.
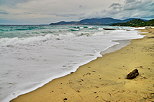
left=0, top=0, right=154, bottom=24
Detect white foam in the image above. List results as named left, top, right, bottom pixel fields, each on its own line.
left=0, top=32, right=78, bottom=47
left=134, top=27, right=145, bottom=29
left=0, top=29, right=144, bottom=102
left=0, top=34, right=53, bottom=47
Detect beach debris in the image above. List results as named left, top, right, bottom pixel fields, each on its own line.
left=70, top=72, right=74, bottom=74
left=126, top=69, right=139, bottom=79
left=76, top=90, right=80, bottom=93
left=103, top=28, right=116, bottom=30
left=63, top=98, right=67, bottom=100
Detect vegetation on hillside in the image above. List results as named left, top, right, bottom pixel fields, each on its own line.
left=112, top=19, right=154, bottom=27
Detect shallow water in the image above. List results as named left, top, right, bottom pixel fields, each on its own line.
left=0, top=25, right=144, bottom=102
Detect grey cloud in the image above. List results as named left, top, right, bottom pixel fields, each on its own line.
left=0, top=0, right=153, bottom=24
left=0, top=0, right=29, bottom=6
left=110, top=3, right=121, bottom=7
left=123, top=0, right=154, bottom=12
left=23, top=12, right=34, bottom=14
left=55, top=14, right=79, bottom=17
left=144, top=15, right=154, bottom=19
left=125, top=0, right=136, bottom=3
left=0, top=11, right=8, bottom=14
left=109, top=3, right=122, bottom=10
left=79, top=5, right=83, bottom=8
left=106, top=0, right=154, bottom=19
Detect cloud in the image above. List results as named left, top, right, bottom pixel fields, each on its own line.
left=110, top=3, right=121, bottom=8
left=125, top=0, right=137, bottom=3
left=121, top=0, right=154, bottom=18
left=86, top=0, right=154, bottom=19
left=0, top=0, right=153, bottom=24
left=0, top=11, right=8, bottom=14
left=0, top=0, right=30, bottom=6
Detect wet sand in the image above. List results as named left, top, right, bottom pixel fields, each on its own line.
left=11, top=28, right=154, bottom=102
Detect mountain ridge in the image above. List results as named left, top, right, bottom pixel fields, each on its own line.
left=50, top=18, right=143, bottom=25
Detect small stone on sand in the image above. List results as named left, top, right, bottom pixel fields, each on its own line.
left=126, top=69, right=139, bottom=79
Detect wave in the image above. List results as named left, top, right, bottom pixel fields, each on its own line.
left=0, top=34, right=53, bottom=47
left=0, top=26, right=145, bottom=102
left=0, top=29, right=105, bottom=47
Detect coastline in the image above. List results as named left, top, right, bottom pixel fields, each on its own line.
left=0, top=27, right=143, bottom=102
left=11, top=28, right=154, bottom=102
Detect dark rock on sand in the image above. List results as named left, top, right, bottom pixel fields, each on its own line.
left=64, top=98, right=67, bottom=100
left=103, top=28, right=116, bottom=30
left=70, top=72, right=74, bottom=74
left=126, top=69, right=139, bottom=79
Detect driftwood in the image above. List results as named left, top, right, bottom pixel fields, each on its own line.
left=126, top=69, right=139, bottom=79
left=103, top=28, right=116, bottom=30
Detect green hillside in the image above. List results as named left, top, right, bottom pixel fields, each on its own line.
left=112, top=19, right=154, bottom=27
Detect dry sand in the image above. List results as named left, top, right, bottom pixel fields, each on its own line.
left=11, top=28, right=154, bottom=102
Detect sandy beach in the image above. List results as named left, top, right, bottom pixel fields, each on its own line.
left=11, top=28, right=154, bottom=102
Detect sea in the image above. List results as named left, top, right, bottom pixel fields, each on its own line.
left=0, top=25, right=144, bottom=102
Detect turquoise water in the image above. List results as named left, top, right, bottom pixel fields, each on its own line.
left=0, top=25, right=64, bottom=38
left=0, top=25, right=96, bottom=38
left=0, top=25, right=132, bottom=38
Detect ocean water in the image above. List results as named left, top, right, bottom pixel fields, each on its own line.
left=0, top=25, right=144, bottom=102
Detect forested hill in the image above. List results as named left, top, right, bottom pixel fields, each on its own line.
left=112, top=19, right=154, bottom=27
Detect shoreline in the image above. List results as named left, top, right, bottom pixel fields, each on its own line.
left=0, top=28, right=143, bottom=102
left=3, top=32, right=133, bottom=102
left=11, top=28, right=154, bottom=102
left=100, top=40, right=131, bottom=55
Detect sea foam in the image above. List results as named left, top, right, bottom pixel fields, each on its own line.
left=0, top=26, right=144, bottom=102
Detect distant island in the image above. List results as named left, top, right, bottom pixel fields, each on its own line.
left=50, top=18, right=154, bottom=27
